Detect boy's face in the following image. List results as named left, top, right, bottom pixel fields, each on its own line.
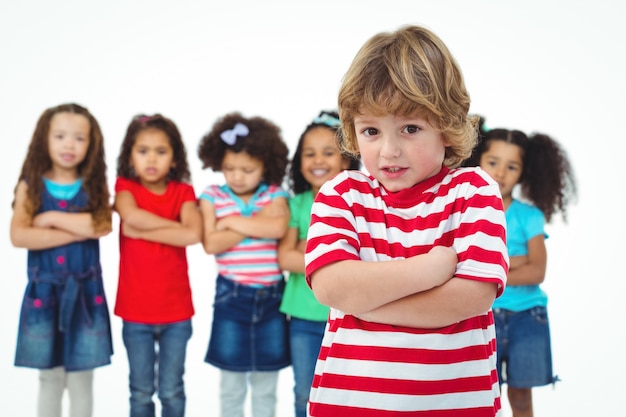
left=354, top=112, right=448, bottom=192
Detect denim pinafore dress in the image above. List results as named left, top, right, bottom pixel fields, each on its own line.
left=14, top=184, right=113, bottom=371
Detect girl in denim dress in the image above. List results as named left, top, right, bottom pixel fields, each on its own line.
left=197, top=112, right=290, bottom=417
left=10, top=103, right=113, bottom=417
left=463, top=123, right=577, bottom=417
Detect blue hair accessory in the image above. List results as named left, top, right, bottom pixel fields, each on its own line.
left=312, top=113, right=341, bottom=128
left=220, top=122, right=249, bottom=145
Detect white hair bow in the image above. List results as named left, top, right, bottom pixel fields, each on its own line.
left=220, top=122, right=249, bottom=145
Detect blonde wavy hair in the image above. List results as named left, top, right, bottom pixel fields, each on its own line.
left=338, top=25, right=478, bottom=168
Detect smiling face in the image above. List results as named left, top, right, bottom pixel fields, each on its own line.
left=47, top=112, right=91, bottom=180
left=130, top=128, right=175, bottom=193
left=354, top=112, right=448, bottom=192
left=479, top=140, right=524, bottom=207
left=221, top=150, right=264, bottom=201
left=300, top=127, right=350, bottom=195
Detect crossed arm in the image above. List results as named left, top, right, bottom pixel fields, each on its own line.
left=507, top=235, right=547, bottom=285
left=277, top=227, right=306, bottom=274
left=200, top=196, right=289, bottom=255
left=10, top=180, right=111, bottom=250
left=310, top=246, right=498, bottom=329
left=114, top=190, right=201, bottom=247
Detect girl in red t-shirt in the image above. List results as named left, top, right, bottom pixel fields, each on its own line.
left=113, top=114, right=202, bottom=417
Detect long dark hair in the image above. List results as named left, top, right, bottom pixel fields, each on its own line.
left=116, top=114, right=191, bottom=183
left=463, top=124, right=577, bottom=222
left=13, top=103, right=111, bottom=231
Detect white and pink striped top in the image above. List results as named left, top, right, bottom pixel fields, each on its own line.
left=305, top=166, right=508, bottom=417
left=200, top=183, right=288, bottom=286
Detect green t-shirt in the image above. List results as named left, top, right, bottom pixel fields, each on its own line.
left=279, top=190, right=330, bottom=322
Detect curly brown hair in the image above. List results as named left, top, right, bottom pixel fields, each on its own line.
left=462, top=127, right=577, bottom=223
left=198, top=112, right=288, bottom=186
left=12, top=103, right=111, bottom=232
left=337, top=25, right=478, bottom=168
left=116, top=114, right=191, bottom=183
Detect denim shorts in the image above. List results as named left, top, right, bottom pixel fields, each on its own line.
left=205, top=276, right=290, bottom=372
left=493, top=306, right=557, bottom=388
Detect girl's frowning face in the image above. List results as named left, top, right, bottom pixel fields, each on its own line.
left=130, top=128, right=175, bottom=194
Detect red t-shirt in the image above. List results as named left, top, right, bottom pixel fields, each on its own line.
left=114, top=177, right=196, bottom=323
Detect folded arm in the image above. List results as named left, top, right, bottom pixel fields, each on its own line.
left=10, top=181, right=103, bottom=250
left=506, top=235, right=546, bottom=285
left=201, top=196, right=290, bottom=255
left=310, top=246, right=457, bottom=314
left=217, top=197, right=289, bottom=239
left=354, top=278, right=498, bottom=329
left=115, top=190, right=201, bottom=247
left=278, top=228, right=305, bottom=273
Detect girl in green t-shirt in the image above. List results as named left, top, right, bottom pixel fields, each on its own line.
left=278, top=110, right=360, bottom=417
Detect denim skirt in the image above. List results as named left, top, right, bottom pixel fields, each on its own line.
left=205, top=275, right=290, bottom=372
left=493, top=306, right=556, bottom=388
left=15, top=266, right=113, bottom=371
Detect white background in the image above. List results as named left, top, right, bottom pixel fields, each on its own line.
left=1, top=1, right=624, bottom=415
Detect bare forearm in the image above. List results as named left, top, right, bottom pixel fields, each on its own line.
left=220, top=216, right=287, bottom=239
left=35, top=211, right=110, bottom=239
left=507, top=263, right=545, bottom=285
left=311, top=247, right=456, bottom=314
left=11, top=227, right=83, bottom=250
left=124, top=224, right=200, bottom=247
left=278, top=248, right=305, bottom=274
left=355, top=278, right=497, bottom=329
left=121, top=208, right=180, bottom=231
left=203, top=229, right=245, bottom=254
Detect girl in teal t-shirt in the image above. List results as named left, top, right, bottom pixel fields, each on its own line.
left=463, top=122, right=577, bottom=417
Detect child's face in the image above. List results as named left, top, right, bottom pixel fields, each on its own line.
left=221, top=150, right=264, bottom=199
left=354, top=112, right=448, bottom=192
left=47, top=112, right=90, bottom=177
left=300, top=127, right=350, bottom=194
left=479, top=140, right=523, bottom=201
left=130, top=128, right=174, bottom=193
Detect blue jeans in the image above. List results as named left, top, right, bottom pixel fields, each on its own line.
left=289, top=317, right=325, bottom=417
left=122, top=320, right=192, bottom=417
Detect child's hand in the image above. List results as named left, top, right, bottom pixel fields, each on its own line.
left=509, top=255, right=528, bottom=271
left=426, top=246, right=458, bottom=285
left=32, top=211, right=55, bottom=229
left=122, top=223, right=141, bottom=239
left=257, top=201, right=288, bottom=218
left=215, top=216, right=232, bottom=231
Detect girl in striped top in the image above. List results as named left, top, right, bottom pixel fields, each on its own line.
left=197, top=112, right=291, bottom=417
left=305, top=25, right=509, bottom=416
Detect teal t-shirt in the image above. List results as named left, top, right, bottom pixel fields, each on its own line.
left=279, top=190, right=330, bottom=321
left=493, top=199, right=549, bottom=311
left=43, top=177, right=82, bottom=199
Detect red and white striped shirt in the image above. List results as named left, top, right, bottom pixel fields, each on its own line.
left=305, top=166, right=508, bottom=417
